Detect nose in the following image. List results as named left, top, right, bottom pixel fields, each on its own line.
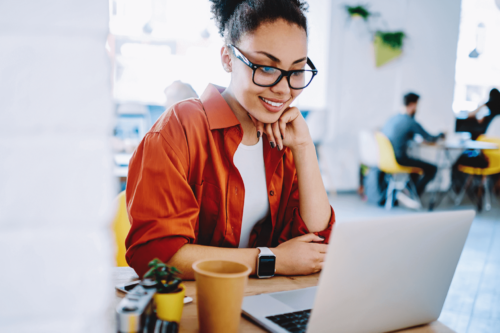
left=270, top=75, right=291, bottom=96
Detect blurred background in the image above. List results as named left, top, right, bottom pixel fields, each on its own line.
left=0, top=0, right=499, bottom=332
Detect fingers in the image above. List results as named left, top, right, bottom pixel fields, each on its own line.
left=294, top=233, right=323, bottom=243
left=310, top=254, right=325, bottom=274
left=279, top=107, right=301, bottom=125
left=311, top=235, right=326, bottom=243
left=256, top=121, right=264, bottom=139
left=247, top=113, right=265, bottom=139
left=279, top=118, right=287, bottom=141
left=272, top=122, right=283, bottom=150
left=313, top=252, right=326, bottom=273
left=265, top=123, right=276, bottom=149
left=314, top=243, right=328, bottom=253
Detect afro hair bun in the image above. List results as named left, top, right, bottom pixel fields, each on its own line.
left=209, top=0, right=246, bottom=37
left=209, top=0, right=309, bottom=40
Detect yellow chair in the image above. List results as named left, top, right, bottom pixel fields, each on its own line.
left=112, top=191, right=131, bottom=267
left=456, top=135, right=500, bottom=211
left=375, top=132, right=423, bottom=210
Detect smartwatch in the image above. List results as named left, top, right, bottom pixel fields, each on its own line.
left=256, top=247, right=276, bottom=278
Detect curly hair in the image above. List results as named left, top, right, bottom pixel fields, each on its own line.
left=209, top=0, right=309, bottom=44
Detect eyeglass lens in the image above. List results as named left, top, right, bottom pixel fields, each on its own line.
left=254, top=67, right=314, bottom=89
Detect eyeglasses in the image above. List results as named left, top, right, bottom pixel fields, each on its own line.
left=228, top=44, right=318, bottom=90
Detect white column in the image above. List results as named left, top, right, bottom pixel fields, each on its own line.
left=0, top=1, right=115, bottom=332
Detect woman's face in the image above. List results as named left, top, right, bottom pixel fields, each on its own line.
left=226, top=19, right=308, bottom=124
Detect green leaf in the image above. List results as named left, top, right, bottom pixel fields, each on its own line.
left=142, top=258, right=183, bottom=293
left=148, top=258, right=160, bottom=267
left=143, top=268, right=155, bottom=278
left=345, top=5, right=371, bottom=21
left=375, top=31, right=406, bottom=50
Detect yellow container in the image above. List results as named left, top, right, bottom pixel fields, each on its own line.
left=373, top=35, right=402, bottom=67
left=154, top=283, right=185, bottom=322
left=193, top=260, right=251, bottom=333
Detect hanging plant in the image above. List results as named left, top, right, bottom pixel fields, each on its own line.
left=373, top=31, right=405, bottom=67
left=345, top=5, right=371, bottom=21
left=375, top=31, right=406, bottom=50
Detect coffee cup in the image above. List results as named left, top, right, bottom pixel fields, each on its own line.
left=192, top=260, right=251, bottom=333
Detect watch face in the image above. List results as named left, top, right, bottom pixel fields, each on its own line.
left=258, top=255, right=276, bottom=277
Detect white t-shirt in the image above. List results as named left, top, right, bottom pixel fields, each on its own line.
left=233, top=138, right=270, bottom=248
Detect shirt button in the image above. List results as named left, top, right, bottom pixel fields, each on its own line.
left=270, top=190, right=274, bottom=196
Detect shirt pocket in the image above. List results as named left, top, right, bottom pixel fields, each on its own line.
left=193, top=181, right=221, bottom=245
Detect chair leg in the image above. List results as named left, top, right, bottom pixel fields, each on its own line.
left=483, top=176, right=491, bottom=211
left=455, top=175, right=473, bottom=206
left=385, top=178, right=395, bottom=210
left=408, top=178, right=422, bottom=208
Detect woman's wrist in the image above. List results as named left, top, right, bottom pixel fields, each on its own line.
left=289, top=140, right=315, bottom=156
left=271, top=247, right=284, bottom=275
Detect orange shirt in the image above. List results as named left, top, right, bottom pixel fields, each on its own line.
left=125, top=84, right=335, bottom=277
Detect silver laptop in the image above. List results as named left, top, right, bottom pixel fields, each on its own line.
left=242, top=210, right=475, bottom=333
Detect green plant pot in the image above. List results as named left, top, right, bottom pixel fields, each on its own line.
left=373, top=35, right=402, bottom=67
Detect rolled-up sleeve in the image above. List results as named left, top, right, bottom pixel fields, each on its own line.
left=125, top=131, right=199, bottom=277
left=282, top=206, right=335, bottom=243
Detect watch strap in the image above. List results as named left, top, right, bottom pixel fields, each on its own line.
left=257, top=247, right=275, bottom=256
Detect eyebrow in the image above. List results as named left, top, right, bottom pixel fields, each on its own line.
left=256, top=51, right=307, bottom=65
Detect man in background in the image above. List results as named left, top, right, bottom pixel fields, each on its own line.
left=382, top=92, right=445, bottom=207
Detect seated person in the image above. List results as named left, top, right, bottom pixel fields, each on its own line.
left=466, top=88, right=500, bottom=129
left=451, top=88, right=500, bottom=192
left=456, top=88, right=500, bottom=168
left=125, top=0, right=334, bottom=280
left=382, top=92, right=444, bottom=200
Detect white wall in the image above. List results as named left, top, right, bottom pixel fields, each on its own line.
left=296, top=0, right=332, bottom=112
left=324, top=0, right=461, bottom=190
left=0, top=1, right=115, bottom=332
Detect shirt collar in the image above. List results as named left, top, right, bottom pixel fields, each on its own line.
left=200, top=84, right=240, bottom=130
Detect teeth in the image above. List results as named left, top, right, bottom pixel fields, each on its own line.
left=262, top=97, right=284, bottom=108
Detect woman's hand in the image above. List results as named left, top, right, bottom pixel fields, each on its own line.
left=272, top=233, right=327, bottom=276
left=248, top=107, right=312, bottom=151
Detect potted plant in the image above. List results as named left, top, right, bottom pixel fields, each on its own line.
left=144, top=258, right=185, bottom=323
left=373, top=31, right=405, bottom=67
left=345, top=5, right=371, bottom=21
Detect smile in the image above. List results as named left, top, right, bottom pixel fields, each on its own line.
left=260, top=97, right=285, bottom=107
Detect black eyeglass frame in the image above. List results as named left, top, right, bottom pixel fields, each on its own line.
left=228, top=44, right=318, bottom=90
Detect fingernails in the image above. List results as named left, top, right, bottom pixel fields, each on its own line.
left=318, top=236, right=325, bottom=240
left=270, top=142, right=275, bottom=149
left=277, top=145, right=281, bottom=151
left=257, top=131, right=261, bottom=139
left=281, top=135, right=284, bottom=140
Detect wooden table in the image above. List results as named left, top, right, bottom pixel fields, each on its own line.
left=114, top=267, right=455, bottom=333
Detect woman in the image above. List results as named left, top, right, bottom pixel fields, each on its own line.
left=467, top=88, right=500, bottom=130
left=125, top=0, right=334, bottom=279
left=452, top=88, right=500, bottom=196
left=455, top=88, right=500, bottom=168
